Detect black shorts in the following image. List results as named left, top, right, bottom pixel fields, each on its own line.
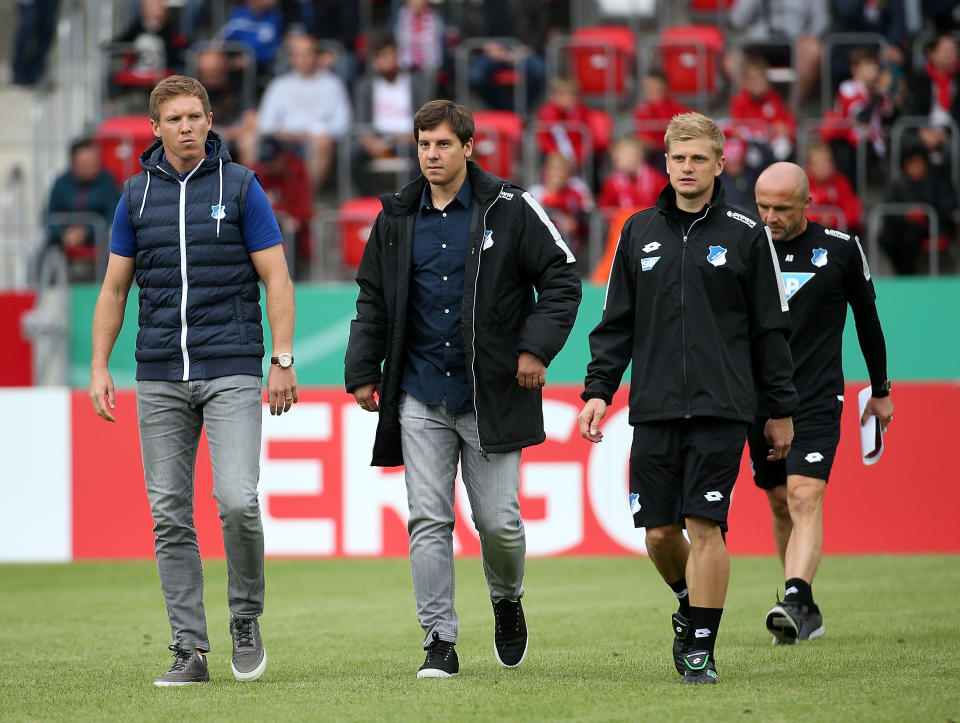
left=747, top=398, right=843, bottom=489
left=629, top=418, right=748, bottom=533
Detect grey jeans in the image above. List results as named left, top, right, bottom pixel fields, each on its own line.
left=137, top=375, right=265, bottom=653
left=399, top=393, right=525, bottom=647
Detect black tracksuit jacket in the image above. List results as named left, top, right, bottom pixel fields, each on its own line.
left=345, top=161, right=582, bottom=467
left=582, top=181, right=798, bottom=423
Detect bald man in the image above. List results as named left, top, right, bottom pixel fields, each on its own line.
left=750, top=162, right=894, bottom=644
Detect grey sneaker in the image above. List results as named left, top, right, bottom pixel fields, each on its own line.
left=230, top=615, right=267, bottom=682
left=766, top=599, right=825, bottom=645
left=154, top=645, right=209, bottom=687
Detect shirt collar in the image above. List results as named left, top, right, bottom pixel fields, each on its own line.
left=420, top=174, right=473, bottom=212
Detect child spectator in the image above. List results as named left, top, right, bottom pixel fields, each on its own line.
left=528, top=152, right=593, bottom=257
left=597, top=136, right=667, bottom=212
left=729, top=55, right=796, bottom=161
left=117, top=0, right=187, bottom=75
left=719, top=137, right=754, bottom=211
left=805, top=141, right=863, bottom=233
left=534, top=78, right=594, bottom=168
left=395, top=0, right=446, bottom=74
left=879, top=146, right=957, bottom=275
left=633, top=71, right=688, bottom=156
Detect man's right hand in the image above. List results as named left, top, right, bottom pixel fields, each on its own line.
left=764, top=416, right=794, bottom=461
left=577, top=398, right=607, bottom=443
left=353, top=382, right=381, bottom=412
left=89, top=367, right=117, bottom=422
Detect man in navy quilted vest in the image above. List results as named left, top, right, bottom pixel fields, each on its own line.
left=88, top=75, right=297, bottom=687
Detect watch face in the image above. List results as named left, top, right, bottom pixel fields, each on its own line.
left=277, top=353, right=292, bottom=368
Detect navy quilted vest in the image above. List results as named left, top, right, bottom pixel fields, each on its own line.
left=124, top=132, right=264, bottom=381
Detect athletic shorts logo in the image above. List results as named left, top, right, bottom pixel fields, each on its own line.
left=805, top=452, right=824, bottom=463
left=726, top=210, right=757, bottom=228
left=211, top=204, right=226, bottom=220
left=781, top=272, right=815, bottom=300
left=694, top=629, right=711, bottom=639
left=811, top=248, right=828, bottom=267
left=642, top=241, right=661, bottom=253
left=707, top=245, right=727, bottom=267
left=629, top=492, right=641, bottom=514
left=641, top=256, right=660, bottom=271
left=704, top=490, right=724, bottom=502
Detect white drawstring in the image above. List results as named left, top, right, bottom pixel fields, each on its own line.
left=216, top=157, right=223, bottom=238
left=139, top=173, right=151, bottom=218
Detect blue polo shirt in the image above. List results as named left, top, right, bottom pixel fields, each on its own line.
left=401, top=176, right=474, bottom=414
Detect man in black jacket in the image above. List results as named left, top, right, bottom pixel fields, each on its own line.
left=345, top=100, right=581, bottom=678
left=578, top=113, right=797, bottom=684
left=751, top=162, right=894, bottom=644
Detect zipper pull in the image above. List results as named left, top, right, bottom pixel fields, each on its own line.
left=682, top=235, right=688, bottom=248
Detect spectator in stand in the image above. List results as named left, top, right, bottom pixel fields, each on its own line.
left=117, top=0, right=187, bottom=75
left=195, top=46, right=258, bottom=166
left=633, top=70, right=689, bottom=159
left=395, top=0, right=446, bottom=74
left=459, top=0, right=554, bottom=113
left=597, top=136, right=667, bottom=213
left=907, top=34, right=960, bottom=182
left=46, top=138, right=121, bottom=279
left=254, top=135, right=313, bottom=272
left=728, top=0, right=830, bottom=104
left=281, top=0, right=360, bottom=81
left=719, top=137, right=754, bottom=211
left=351, top=33, right=432, bottom=196
left=830, top=0, right=908, bottom=81
left=729, top=55, right=796, bottom=162
left=826, top=48, right=896, bottom=187
left=879, top=145, right=957, bottom=274
left=534, top=78, right=594, bottom=169
left=805, top=141, right=863, bottom=233
left=220, top=0, right=284, bottom=93
left=923, top=0, right=960, bottom=30
left=257, top=32, right=351, bottom=195
left=528, top=152, right=593, bottom=258
left=12, top=0, right=59, bottom=87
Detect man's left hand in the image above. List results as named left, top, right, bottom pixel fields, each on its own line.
left=267, top=366, right=298, bottom=416
left=516, top=351, right=546, bottom=389
left=764, top=416, right=794, bottom=461
left=861, top=395, right=894, bottom=432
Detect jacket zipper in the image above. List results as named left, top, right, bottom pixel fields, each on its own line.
left=158, top=162, right=203, bottom=381
left=679, top=206, right=711, bottom=418
left=470, top=184, right=505, bottom=458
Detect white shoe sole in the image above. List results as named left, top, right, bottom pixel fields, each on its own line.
left=417, top=668, right=458, bottom=678
left=766, top=605, right=799, bottom=645
left=494, top=633, right=529, bottom=669
left=231, top=648, right=267, bottom=682
left=153, top=679, right=207, bottom=687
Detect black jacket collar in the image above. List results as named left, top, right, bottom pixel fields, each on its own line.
left=381, top=160, right=511, bottom=216
left=655, top=178, right=725, bottom=217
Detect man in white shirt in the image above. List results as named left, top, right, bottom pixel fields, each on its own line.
left=257, top=32, right=351, bottom=194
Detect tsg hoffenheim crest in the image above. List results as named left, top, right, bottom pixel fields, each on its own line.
left=811, top=247, right=828, bottom=267
left=211, top=204, right=226, bottom=220
left=707, top=245, right=727, bottom=267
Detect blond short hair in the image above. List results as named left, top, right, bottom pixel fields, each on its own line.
left=149, top=75, right=211, bottom=123
left=664, top=112, right=725, bottom=158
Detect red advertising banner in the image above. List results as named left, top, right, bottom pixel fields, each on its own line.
left=72, top=383, right=960, bottom=559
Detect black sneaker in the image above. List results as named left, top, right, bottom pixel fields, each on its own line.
left=766, top=599, right=825, bottom=645
left=230, top=615, right=267, bottom=681
left=672, top=611, right=692, bottom=675
left=154, top=645, right=209, bottom=687
left=492, top=598, right=528, bottom=668
left=418, top=631, right=459, bottom=678
left=680, top=650, right=719, bottom=684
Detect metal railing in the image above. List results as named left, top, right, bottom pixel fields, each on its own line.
left=865, top=202, right=941, bottom=276
left=889, top=115, right=960, bottom=191
left=0, top=166, right=29, bottom=290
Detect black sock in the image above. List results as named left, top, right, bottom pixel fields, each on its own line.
left=667, top=578, right=691, bottom=617
left=689, top=606, right=723, bottom=655
left=784, top=577, right=813, bottom=607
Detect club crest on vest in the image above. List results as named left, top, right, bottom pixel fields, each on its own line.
left=707, top=245, right=727, bottom=267
left=211, top=204, right=226, bottom=220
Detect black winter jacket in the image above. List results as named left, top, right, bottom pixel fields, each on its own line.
left=345, top=161, right=582, bottom=467
left=583, top=181, right=797, bottom=423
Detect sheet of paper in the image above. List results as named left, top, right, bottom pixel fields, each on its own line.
left=858, top=385, right=883, bottom=465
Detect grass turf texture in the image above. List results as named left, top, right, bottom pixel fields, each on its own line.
left=1, top=556, right=957, bottom=721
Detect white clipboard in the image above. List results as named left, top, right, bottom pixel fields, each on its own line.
left=858, top=385, right=883, bottom=465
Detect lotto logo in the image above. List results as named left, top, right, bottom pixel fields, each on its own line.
left=806, top=452, right=824, bottom=463
left=704, top=491, right=723, bottom=502
left=642, top=241, right=661, bottom=253
left=695, top=628, right=711, bottom=638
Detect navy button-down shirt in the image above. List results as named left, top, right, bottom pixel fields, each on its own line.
left=401, top=176, right=474, bottom=414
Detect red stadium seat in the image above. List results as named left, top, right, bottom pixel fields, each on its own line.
left=472, top=110, right=524, bottom=179
left=95, top=115, right=156, bottom=186
left=689, top=0, right=734, bottom=12
left=338, top=197, right=382, bottom=269
left=586, top=108, right=614, bottom=155
left=658, top=25, right=725, bottom=100
left=568, top=25, right=636, bottom=99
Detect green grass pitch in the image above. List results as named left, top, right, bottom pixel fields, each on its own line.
left=1, top=556, right=957, bottom=721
